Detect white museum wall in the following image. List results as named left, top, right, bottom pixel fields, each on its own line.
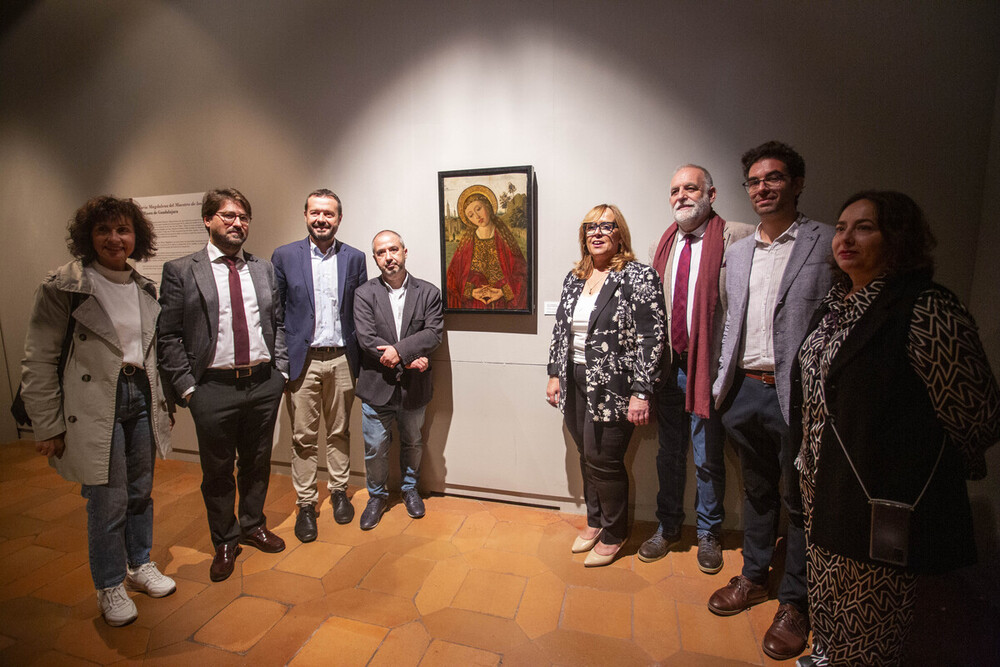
left=1, top=1, right=998, bottom=547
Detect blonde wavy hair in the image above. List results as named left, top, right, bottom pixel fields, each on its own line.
left=571, top=204, right=635, bottom=278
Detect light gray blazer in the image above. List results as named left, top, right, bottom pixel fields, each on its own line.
left=157, top=247, right=288, bottom=407
left=713, top=215, right=835, bottom=423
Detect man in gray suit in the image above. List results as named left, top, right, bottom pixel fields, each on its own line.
left=709, top=142, right=833, bottom=661
left=158, top=188, right=289, bottom=583
left=353, top=230, right=443, bottom=530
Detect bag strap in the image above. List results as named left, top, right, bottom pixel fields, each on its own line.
left=56, top=292, right=82, bottom=379
left=829, top=418, right=945, bottom=509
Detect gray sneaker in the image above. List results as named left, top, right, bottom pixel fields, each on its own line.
left=97, top=583, right=138, bottom=626
left=637, top=529, right=679, bottom=563
left=697, top=533, right=724, bottom=574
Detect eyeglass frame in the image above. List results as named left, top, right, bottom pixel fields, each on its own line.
left=742, top=170, right=790, bottom=193
left=583, top=221, right=618, bottom=236
left=215, top=211, right=251, bottom=225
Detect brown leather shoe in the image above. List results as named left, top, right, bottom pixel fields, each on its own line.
left=239, top=525, right=286, bottom=553
left=708, top=575, right=768, bottom=616
left=762, top=603, right=810, bottom=660
left=209, top=543, right=242, bottom=582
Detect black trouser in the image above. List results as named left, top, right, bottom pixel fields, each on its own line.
left=188, top=366, right=285, bottom=548
left=564, top=364, right=635, bottom=545
left=720, top=371, right=807, bottom=612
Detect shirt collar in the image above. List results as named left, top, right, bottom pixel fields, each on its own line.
left=309, top=237, right=337, bottom=258
left=678, top=217, right=710, bottom=241
left=207, top=241, right=245, bottom=264
left=380, top=273, right=409, bottom=292
left=754, top=213, right=803, bottom=246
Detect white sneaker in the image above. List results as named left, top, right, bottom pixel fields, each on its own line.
left=97, top=583, right=138, bottom=626
left=125, top=562, right=176, bottom=598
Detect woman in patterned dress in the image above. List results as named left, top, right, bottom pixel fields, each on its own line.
left=791, top=191, right=1000, bottom=665
left=545, top=204, right=666, bottom=566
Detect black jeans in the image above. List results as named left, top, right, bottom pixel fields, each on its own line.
left=188, top=367, right=285, bottom=548
left=720, top=371, right=807, bottom=611
left=564, top=364, right=635, bottom=545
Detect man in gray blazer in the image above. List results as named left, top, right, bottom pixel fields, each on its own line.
left=158, top=188, right=289, bottom=583
left=709, top=143, right=833, bottom=661
left=642, top=165, right=753, bottom=572
left=353, top=230, right=443, bottom=530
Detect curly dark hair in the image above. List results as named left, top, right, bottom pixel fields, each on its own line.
left=66, top=196, right=157, bottom=263
left=740, top=140, right=806, bottom=180
left=833, top=190, right=936, bottom=287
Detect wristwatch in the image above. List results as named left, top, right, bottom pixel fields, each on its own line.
left=632, top=391, right=649, bottom=401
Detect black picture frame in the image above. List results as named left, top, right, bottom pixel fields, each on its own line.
left=438, top=165, right=534, bottom=314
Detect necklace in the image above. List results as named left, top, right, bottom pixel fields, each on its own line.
left=585, top=270, right=608, bottom=294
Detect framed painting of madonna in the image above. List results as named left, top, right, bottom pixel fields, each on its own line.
left=438, top=165, right=534, bottom=314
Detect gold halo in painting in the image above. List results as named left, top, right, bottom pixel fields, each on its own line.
left=457, top=185, right=498, bottom=227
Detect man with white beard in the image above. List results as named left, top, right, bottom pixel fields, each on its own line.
left=641, top=165, right=753, bottom=572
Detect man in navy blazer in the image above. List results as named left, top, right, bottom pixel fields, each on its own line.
left=709, top=142, right=834, bottom=661
left=353, top=230, right=443, bottom=530
left=271, top=189, right=367, bottom=542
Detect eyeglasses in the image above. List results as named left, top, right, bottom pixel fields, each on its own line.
left=742, top=171, right=789, bottom=193
left=215, top=211, right=251, bottom=225
left=584, top=221, right=618, bottom=236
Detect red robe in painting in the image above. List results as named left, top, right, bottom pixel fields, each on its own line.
left=446, top=226, right=527, bottom=310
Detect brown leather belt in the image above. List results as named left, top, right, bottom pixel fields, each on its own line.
left=743, top=370, right=776, bottom=385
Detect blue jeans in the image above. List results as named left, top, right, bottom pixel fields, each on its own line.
left=361, top=394, right=426, bottom=499
left=654, top=365, right=726, bottom=539
left=81, top=369, right=156, bottom=589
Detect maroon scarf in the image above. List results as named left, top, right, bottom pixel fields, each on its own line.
left=652, top=213, right=726, bottom=418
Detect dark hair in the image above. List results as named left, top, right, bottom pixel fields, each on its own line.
left=740, top=140, right=805, bottom=180
left=304, top=189, right=342, bottom=216
left=202, top=188, right=252, bottom=222
left=834, top=190, right=936, bottom=286
left=66, top=196, right=157, bottom=263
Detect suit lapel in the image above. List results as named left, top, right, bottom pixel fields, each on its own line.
left=589, top=271, right=621, bottom=332
left=777, top=221, right=818, bottom=305
left=191, top=250, right=220, bottom=340
left=730, top=240, right=754, bottom=333
left=374, top=280, right=398, bottom=343
left=300, top=239, right=315, bottom=312
left=335, top=240, right=348, bottom=316
left=400, top=277, right=417, bottom=338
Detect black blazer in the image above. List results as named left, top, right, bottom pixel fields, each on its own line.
left=547, top=261, right=666, bottom=422
left=353, top=274, right=444, bottom=409
left=157, top=247, right=288, bottom=406
left=791, top=275, right=976, bottom=573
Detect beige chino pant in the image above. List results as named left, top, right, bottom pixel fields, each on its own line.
left=286, top=348, right=355, bottom=506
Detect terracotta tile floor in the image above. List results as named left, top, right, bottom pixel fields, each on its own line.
left=1, top=440, right=996, bottom=665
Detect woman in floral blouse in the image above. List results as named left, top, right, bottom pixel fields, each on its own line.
left=791, top=191, right=999, bottom=666
left=546, top=204, right=666, bottom=566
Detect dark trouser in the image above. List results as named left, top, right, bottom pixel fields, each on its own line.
left=188, top=366, right=285, bottom=548
left=654, top=362, right=727, bottom=538
left=720, top=371, right=807, bottom=612
left=564, top=363, right=635, bottom=545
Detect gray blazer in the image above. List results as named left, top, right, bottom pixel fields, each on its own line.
left=353, top=273, right=444, bottom=409
left=713, top=216, right=834, bottom=423
left=157, top=246, right=288, bottom=406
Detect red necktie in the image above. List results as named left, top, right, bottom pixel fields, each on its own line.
left=671, top=234, right=693, bottom=355
left=222, top=256, right=250, bottom=366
